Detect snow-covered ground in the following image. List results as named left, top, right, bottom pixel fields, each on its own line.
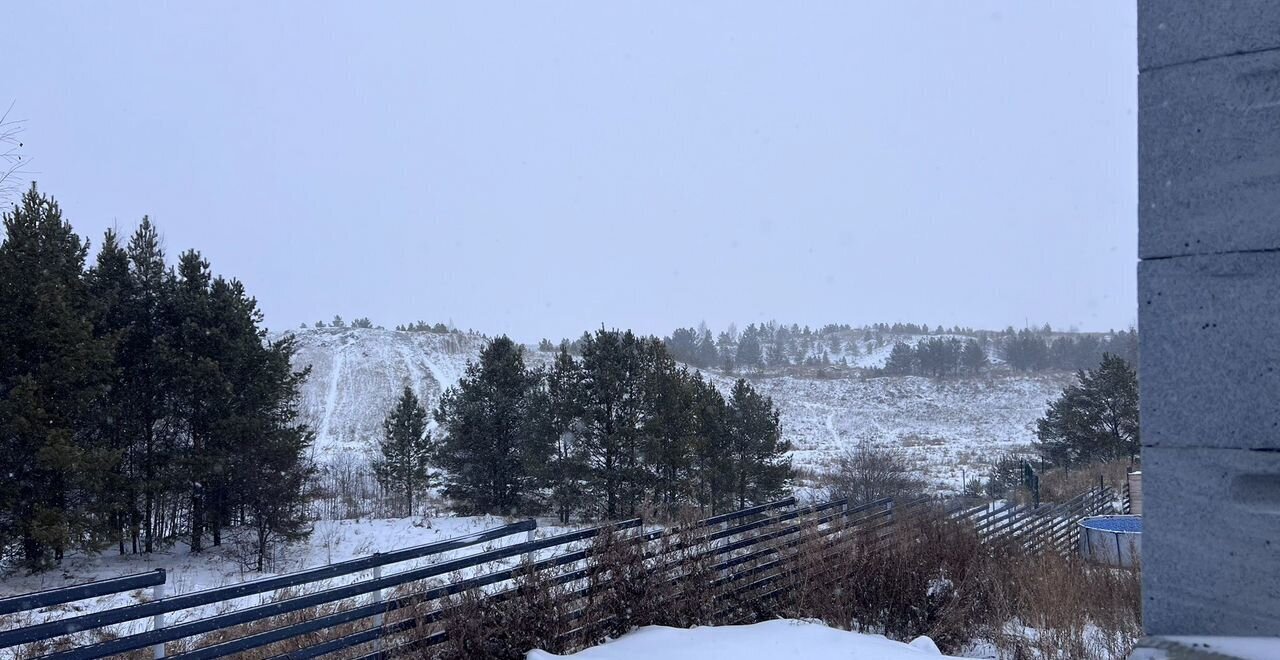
left=528, top=619, right=967, bottom=659
left=281, top=327, right=1068, bottom=493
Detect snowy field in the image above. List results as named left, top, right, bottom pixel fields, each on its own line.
left=528, top=620, right=966, bottom=659
left=283, top=327, right=1068, bottom=492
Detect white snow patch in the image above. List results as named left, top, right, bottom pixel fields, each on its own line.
left=527, top=619, right=968, bottom=659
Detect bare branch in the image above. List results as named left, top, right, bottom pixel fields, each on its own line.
left=0, top=101, right=31, bottom=203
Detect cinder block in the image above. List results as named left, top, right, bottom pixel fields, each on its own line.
left=1143, top=446, right=1280, bottom=635
left=1139, top=48, right=1280, bottom=259
left=1139, top=252, right=1280, bottom=450
left=1139, top=0, right=1280, bottom=71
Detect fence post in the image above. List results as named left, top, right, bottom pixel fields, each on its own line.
left=151, top=580, right=166, bottom=659
left=522, top=528, right=536, bottom=566
left=366, top=562, right=384, bottom=653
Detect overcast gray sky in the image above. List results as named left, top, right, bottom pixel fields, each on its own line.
left=7, top=1, right=1136, bottom=341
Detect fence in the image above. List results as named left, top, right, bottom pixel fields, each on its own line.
left=1, top=486, right=1114, bottom=659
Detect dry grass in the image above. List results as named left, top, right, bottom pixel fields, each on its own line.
left=417, top=503, right=1142, bottom=659
left=1037, top=459, right=1135, bottom=505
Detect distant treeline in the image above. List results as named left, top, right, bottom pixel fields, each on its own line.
left=302, top=317, right=468, bottom=334
left=378, top=330, right=793, bottom=523
left=878, top=329, right=1138, bottom=377
left=999, top=328, right=1138, bottom=373
left=542, top=321, right=1137, bottom=377
left=0, top=185, right=312, bottom=570
left=881, top=338, right=989, bottom=377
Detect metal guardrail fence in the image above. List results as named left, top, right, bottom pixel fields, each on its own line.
left=0, top=569, right=166, bottom=618
left=0, top=487, right=1113, bottom=659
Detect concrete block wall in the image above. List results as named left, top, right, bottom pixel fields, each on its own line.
left=1139, top=0, right=1280, bottom=636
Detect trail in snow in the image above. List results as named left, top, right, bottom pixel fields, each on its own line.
left=318, top=342, right=348, bottom=443
left=395, top=340, right=428, bottom=398
left=418, top=338, right=462, bottom=399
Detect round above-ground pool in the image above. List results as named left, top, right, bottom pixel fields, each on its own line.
left=1078, top=515, right=1141, bottom=567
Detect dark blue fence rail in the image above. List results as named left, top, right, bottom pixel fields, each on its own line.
left=0, top=488, right=1110, bottom=659
left=0, top=569, right=166, bottom=617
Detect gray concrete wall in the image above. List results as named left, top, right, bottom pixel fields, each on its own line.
left=1139, top=0, right=1280, bottom=636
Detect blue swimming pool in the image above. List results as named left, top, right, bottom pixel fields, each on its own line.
left=1081, top=516, right=1142, bottom=534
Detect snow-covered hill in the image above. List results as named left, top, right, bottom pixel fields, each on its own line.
left=279, top=327, right=1068, bottom=493
left=281, top=328, right=492, bottom=459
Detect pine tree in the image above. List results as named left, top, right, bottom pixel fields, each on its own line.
left=541, top=346, right=588, bottom=523
left=962, top=339, right=988, bottom=375
left=695, top=328, right=719, bottom=370
left=689, top=373, right=733, bottom=513
left=664, top=327, right=699, bottom=366
left=434, top=336, right=547, bottom=514
left=736, top=325, right=763, bottom=372
left=373, top=386, right=434, bottom=516
left=1035, top=354, right=1139, bottom=468
left=166, top=250, right=224, bottom=553
left=884, top=342, right=915, bottom=375
left=86, top=230, right=134, bottom=554
left=576, top=329, right=648, bottom=518
left=726, top=379, right=791, bottom=508
left=123, top=218, right=173, bottom=554
left=0, top=184, right=113, bottom=566
left=238, top=333, right=314, bottom=571
left=716, top=331, right=737, bottom=373
left=640, top=345, right=697, bottom=512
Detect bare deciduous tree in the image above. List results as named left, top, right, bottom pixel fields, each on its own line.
left=819, top=441, right=923, bottom=506
left=0, top=102, right=28, bottom=202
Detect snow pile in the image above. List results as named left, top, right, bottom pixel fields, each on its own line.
left=527, top=620, right=969, bottom=659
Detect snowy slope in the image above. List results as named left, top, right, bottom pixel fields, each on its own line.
left=281, top=328, right=493, bottom=459
left=714, top=372, right=1070, bottom=492
left=280, top=328, right=1067, bottom=492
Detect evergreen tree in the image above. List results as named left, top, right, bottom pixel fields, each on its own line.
left=166, top=250, right=224, bottom=553
left=577, top=329, right=648, bottom=518
left=373, top=386, right=434, bottom=516
left=540, top=346, right=588, bottom=523
left=695, top=328, right=719, bottom=370
left=688, top=373, right=733, bottom=513
left=962, top=339, right=988, bottom=375
left=640, top=345, right=697, bottom=512
left=725, top=379, right=791, bottom=508
left=86, top=230, right=134, bottom=554
left=884, top=342, right=915, bottom=375
left=1035, top=354, right=1139, bottom=468
left=736, top=325, right=764, bottom=372
left=716, top=331, right=737, bottom=373
left=0, top=184, right=113, bottom=566
left=664, top=327, right=699, bottom=366
left=434, top=336, right=548, bottom=514
left=123, top=218, right=173, bottom=554
left=237, top=332, right=314, bottom=571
